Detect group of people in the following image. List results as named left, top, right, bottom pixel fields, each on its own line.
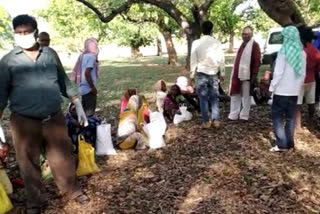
left=0, top=13, right=319, bottom=214
left=189, top=20, right=320, bottom=152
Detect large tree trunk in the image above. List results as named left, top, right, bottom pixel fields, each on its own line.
left=162, top=31, right=178, bottom=66
left=131, top=46, right=142, bottom=58
left=185, top=24, right=202, bottom=71
left=257, top=0, right=305, bottom=26
left=156, top=38, right=162, bottom=56
left=227, top=32, right=234, bottom=53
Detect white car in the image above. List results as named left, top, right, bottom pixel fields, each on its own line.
left=262, top=27, right=320, bottom=65
left=262, top=27, right=283, bottom=65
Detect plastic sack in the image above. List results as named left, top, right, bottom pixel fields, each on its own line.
left=144, top=112, right=167, bottom=149
left=173, top=105, right=192, bottom=125
left=0, top=168, right=12, bottom=194
left=96, top=124, right=116, bottom=156
left=76, top=135, right=100, bottom=176
left=0, top=180, right=13, bottom=214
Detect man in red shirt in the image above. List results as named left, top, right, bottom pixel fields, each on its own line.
left=296, top=26, right=320, bottom=131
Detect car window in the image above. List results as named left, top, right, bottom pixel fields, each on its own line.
left=269, top=32, right=283, bottom=45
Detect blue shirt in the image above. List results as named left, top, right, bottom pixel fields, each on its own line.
left=79, top=53, right=98, bottom=95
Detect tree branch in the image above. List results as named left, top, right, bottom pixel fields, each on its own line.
left=76, top=0, right=136, bottom=23
left=199, top=0, right=215, bottom=12
left=142, top=0, right=189, bottom=27
left=257, top=0, right=305, bottom=26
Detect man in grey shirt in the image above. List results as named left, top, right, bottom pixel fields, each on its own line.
left=0, top=15, right=89, bottom=213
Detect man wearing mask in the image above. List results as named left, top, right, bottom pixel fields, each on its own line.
left=228, top=26, right=261, bottom=121
left=190, top=21, right=225, bottom=128
left=0, top=15, right=89, bottom=214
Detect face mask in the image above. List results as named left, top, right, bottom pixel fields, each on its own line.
left=14, top=31, right=36, bottom=49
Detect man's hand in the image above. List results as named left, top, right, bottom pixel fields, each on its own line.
left=91, top=87, right=98, bottom=96
left=72, top=98, right=88, bottom=127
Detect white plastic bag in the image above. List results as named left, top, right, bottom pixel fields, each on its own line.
left=96, top=124, right=117, bottom=155
left=144, top=112, right=166, bottom=149
left=173, top=105, right=192, bottom=125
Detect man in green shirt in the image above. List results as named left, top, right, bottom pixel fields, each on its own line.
left=0, top=15, right=90, bottom=214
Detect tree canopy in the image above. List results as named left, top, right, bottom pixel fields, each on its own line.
left=0, top=6, right=13, bottom=49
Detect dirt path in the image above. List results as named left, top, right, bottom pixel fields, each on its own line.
left=6, top=104, right=320, bottom=214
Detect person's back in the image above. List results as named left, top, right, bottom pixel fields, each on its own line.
left=192, top=36, right=224, bottom=74
left=270, top=52, right=306, bottom=96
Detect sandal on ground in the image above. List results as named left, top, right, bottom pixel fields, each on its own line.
left=74, top=193, right=90, bottom=205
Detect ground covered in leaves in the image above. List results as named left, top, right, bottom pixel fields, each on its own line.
left=3, top=56, right=320, bottom=213
left=6, top=103, right=320, bottom=214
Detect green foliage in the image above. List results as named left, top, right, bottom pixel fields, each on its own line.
left=0, top=6, right=13, bottom=49
left=210, top=0, right=243, bottom=42
left=243, top=7, right=279, bottom=36
left=38, top=0, right=160, bottom=52
left=108, top=16, right=158, bottom=48
left=37, top=0, right=109, bottom=51
left=295, top=0, right=320, bottom=25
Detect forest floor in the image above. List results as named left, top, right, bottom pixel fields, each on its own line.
left=4, top=55, right=320, bottom=214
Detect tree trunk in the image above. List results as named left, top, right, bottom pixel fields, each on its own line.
left=156, top=38, right=162, bottom=56
left=185, top=26, right=201, bottom=71
left=131, top=46, right=142, bottom=58
left=257, top=0, right=305, bottom=26
left=162, top=31, right=178, bottom=66
left=227, top=32, right=234, bottom=53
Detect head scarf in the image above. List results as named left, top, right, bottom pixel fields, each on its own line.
left=176, top=76, right=188, bottom=91
left=313, top=31, right=320, bottom=51
left=126, top=95, right=140, bottom=113
left=279, top=26, right=303, bottom=77
left=71, top=38, right=99, bottom=84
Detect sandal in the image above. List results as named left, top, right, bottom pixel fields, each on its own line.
left=74, top=194, right=90, bottom=205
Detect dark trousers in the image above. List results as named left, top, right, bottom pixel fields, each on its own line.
left=272, top=95, right=298, bottom=149
left=82, top=92, right=97, bottom=116
left=10, top=111, right=81, bottom=209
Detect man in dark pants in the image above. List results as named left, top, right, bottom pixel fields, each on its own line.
left=0, top=15, right=89, bottom=214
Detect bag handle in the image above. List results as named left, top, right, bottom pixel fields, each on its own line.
left=78, top=134, right=85, bottom=142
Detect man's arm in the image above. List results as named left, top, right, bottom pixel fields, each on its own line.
left=269, top=53, right=285, bottom=93
left=218, top=42, right=226, bottom=83
left=85, top=67, right=97, bottom=95
left=190, top=41, right=198, bottom=78
left=0, top=57, right=10, bottom=119
left=83, top=54, right=97, bottom=95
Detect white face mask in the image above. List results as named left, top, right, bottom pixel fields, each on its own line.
left=14, top=31, right=36, bottom=49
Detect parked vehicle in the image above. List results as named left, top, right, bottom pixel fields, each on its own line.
left=262, top=27, right=320, bottom=65
left=262, top=27, right=283, bottom=65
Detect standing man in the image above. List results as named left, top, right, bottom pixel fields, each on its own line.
left=190, top=21, right=225, bottom=128
left=296, top=26, right=320, bottom=131
left=0, top=15, right=89, bottom=213
left=38, top=31, right=50, bottom=47
left=228, top=26, right=261, bottom=121
left=269, top=26, right=306, bottom=152
left=72, top=38, right=99, bottom=116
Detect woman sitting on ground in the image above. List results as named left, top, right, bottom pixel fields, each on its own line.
left=176, top=76, right=200, bottom=111
left=163, top=85, right=189, bottom=122
left=120, top=88, right=138, bottom=113
left=117, top=95, right=150, bottom=150
left=154, top=80, right=167, bottom=112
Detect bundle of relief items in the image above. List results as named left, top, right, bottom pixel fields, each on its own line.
left=66, top=103, right=101, bottom=154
